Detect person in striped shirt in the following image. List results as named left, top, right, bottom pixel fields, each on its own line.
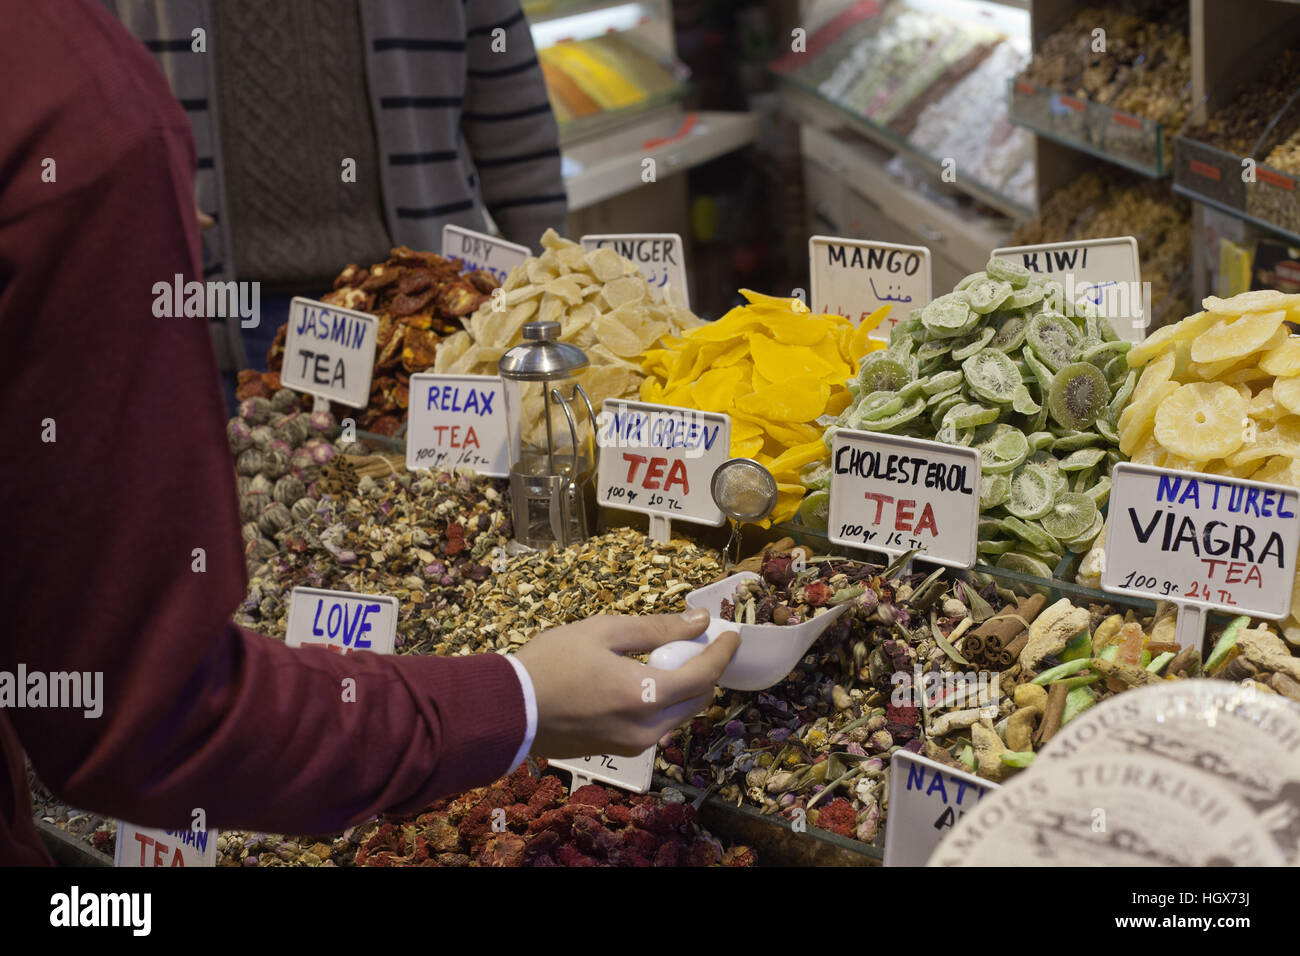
left=104, top=0, right=568, bottom=382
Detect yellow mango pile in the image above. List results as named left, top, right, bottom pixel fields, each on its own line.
left=640, top=290, right=887, bottom=524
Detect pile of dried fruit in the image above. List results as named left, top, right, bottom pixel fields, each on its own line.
left=429, top=527, right=723, bottom=656
left=234, top=470, right=512, bottom=650
left=436, top=228, right=703, bottom=437
left=213, top=763, right=753, bottom=867
left=227, top=389, right=370, bottom=565
left=804, top=258, right=1124, bottom=576
left=1094, top=289, right=1300, bottom=633
left=640, top=291, right=885, bottom=525
left=266, top=247, right=497, bottom=435
left=661, top=549, right=1300, bottom=847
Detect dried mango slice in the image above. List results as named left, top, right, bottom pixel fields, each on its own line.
left=735, top=376, right=830, bottom=422
left=1153, top=382, right=1248, bottom=461
left=749, top=333, right=835, bottom=383
left=690, top=366, right=747, bottom=412
left=1190, top=309, right=1287, bottom=363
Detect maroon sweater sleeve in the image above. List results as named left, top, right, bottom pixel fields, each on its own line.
left=0, top=0, right=525, bottom=859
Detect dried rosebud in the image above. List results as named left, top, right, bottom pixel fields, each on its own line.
left=765, top=771, right=796, bottom=793
left=803, top=581, right=832, bottom=607
left=868, top=729, right=893, bottom=753
left=874, top=603, right=898, bottom=625
left=337, top=550, right=357, bottom=565
left=761, top=553, right=794, bottom=588
left=724, top=719, right=745, bottom=737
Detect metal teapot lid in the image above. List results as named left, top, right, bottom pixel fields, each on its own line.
left=498, top=321, right=589, bottom=381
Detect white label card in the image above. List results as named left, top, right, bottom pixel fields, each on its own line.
left=441, top=224, right=530, bottom=285
left=884, top=751, right=997, bottom=867
left=115, top=823, right=217, bottom=867
left=809, top=235, right=931, bottom=339
left=580, top=233, right=689, bottom=309
left=285, top=587, right=399, bottom=656
left=281, top=297, right=379, bottom=408
left=992, top=236, right=1146, bottom=343
left=406, top=373, right=509, bottom=477
left=595, top=399, right=730, bottom=527
left=550, top=749, right=655, bottom=794
left=829, top=430, right=981, bottom=568
left=1102, top=463, right=1300, bottom=620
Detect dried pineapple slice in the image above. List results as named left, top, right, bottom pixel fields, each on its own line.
left=1260, top=335, right=1300, bottom=378
left=1223, top=418, right=1300, bottom=468
left=1127, top=310, right=1215, bottom=367
left=1251, top=456, right=1294, bottom=483
left=1271, top=375, right=1300, bottom=415
left=1190, top=309, right=1287, bottom=364
left=1203, top=290, right=1300, bottom=314
left=1153, top=382, right=1248, bottom=461
left=1132, top=348, right=1176, bottom=406
left=1119, top=380, right=1179, bottom=456
left=1250, top=386, right=1288, bottom=424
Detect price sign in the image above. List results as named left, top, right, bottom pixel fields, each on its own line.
left=115, top=823, right=217, bottom=867
left=549, top=749, right=655, bottom=794
left=441, top=224, right=530, bottom=285
left=285, top=587, right=399, bottom=656
left=281, top=296, right=379, bottom=408
left=580, top=233, right=690, bottom=309
left=829, top=430, right=980, bottom=568
left=992, top=236, right=1145, bottom=342
left=406, top=373, right=509, bottom=477
left=1102, top=463, right=1300, bottom=649
left=595, top=399, right=730, bottom=528
left=809, top=235, right=931, bottom=339
left=884, top=751, right=998, bottom=867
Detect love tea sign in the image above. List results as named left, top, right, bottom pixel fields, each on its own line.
left=829, top=430, right=981, bottom=568
left=406, top=373, right=509, bottom=477
left=809, top=235, right=931, bottom=340
left=992, top=236, right=1145, bottom=342
left=1103, top=463, right=1300, bottom=649
left=285, top=587, right=399, bottom=656
left=281, top=297, right=379, bottom=408
left=595, top=399, right=730, bottom=527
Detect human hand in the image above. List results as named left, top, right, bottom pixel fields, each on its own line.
left=196, top=205, right=215, bottom=230
left=513, top=608, right=739, bottom=759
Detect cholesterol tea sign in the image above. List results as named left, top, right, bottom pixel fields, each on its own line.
left=1103, top=464, right=1300, bottom=643
left=281, top=297, right=379, bottom=408
left=285, top=587, right=398, bottom=656
left=406, top=373, right=509, bottom=477
left=595, top=399, right=730, bottom=527
left=829, top=430, right=981, bottom=568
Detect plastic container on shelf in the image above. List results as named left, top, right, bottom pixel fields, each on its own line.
left=1172, top=135, right=1248, bottom=213
left=1009, top=78, right=1169, bottom=177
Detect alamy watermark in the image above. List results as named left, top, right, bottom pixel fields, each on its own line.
left=152, top=274, right=260, bottom=327
left=595, top=402, right=723, bottom=461
left=0, top=665, right=102, bottom=718
left=891, top=665, right=999, bottom=715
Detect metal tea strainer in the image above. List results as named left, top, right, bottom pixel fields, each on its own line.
left=711, top=457, right=778, bottom=566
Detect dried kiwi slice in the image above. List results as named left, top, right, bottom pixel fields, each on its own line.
left=917, top=339, right=954, bottom=364
left=798, top=489, right=830, bottom=530
left=965, top=278, right=1014, bottom=315
left=855, top=397, right=926, bottom=432
left=1006, top=286, right=1045, bottom=309
left=954, top=271, right=986, bottom=292
left=1047, top=362, right=1110, bottom=431
left=1059, top=446, right=1107, bottom=471
left=942, top=402, right=999, bottom=430
left=858, top=358, right=912, bottom=394
left=921, top=292, right=977, bottom=338
left=1085, top=476, right=1111, bottom=508
left=978, top=424, right=1030, bottom=474
left=963, top=348, right=1021, bottom=403
left=1081, top=339, right=1131, bottom=366
left=952, top=327, right=996, bottom=361
left=799, top=461, right=831, bottom=491
left=899, top=378, right=928, bottom=402
left=923, top=370, right=964, bottom=395
left=1011, top=385, right=1041, bottom=415
left=929, top=394, right=964, bottom=430
left=980, top=473, right=1011, bottom=509
left=978, top=516, right=1003, bottom=540
left=1001, top=516, right=1062, bottom=554
left=986, top=256, right=1031, bottom=289
left=1027, top=313, right=1078, bottom=371
left=995, top=552, right=1055, bottom=579
left=989, top=314, right=1028, bottom=352
left=1026, top=431, right=1054, bottom=452
left=1040, top=492, right=1098, bottom=541
left=855, top=390, right=905, bottom=423
left=1051, top=430, right=1103, bottom=452
left=978, top=539, right=1017, bottom=556
left=1108, top=369, right=1138, bottom=417
left=1007, top=468, right=1055, bottom=520
left=1065, top=511, right=1105, bottom=553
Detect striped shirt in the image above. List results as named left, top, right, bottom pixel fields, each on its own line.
left=102, top=0, right=567, bottom=368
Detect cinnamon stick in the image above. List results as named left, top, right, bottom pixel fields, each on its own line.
left=1034, top=682, right=1069, bottom=748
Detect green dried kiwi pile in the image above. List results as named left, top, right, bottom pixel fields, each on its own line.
left=799, top=257, right=1132, bottom=577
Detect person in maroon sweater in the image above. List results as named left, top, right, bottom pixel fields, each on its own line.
left=0, top=0, right=738, bottom=866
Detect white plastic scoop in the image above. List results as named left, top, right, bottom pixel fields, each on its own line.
left=648, top=571, right=852, bottom=690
